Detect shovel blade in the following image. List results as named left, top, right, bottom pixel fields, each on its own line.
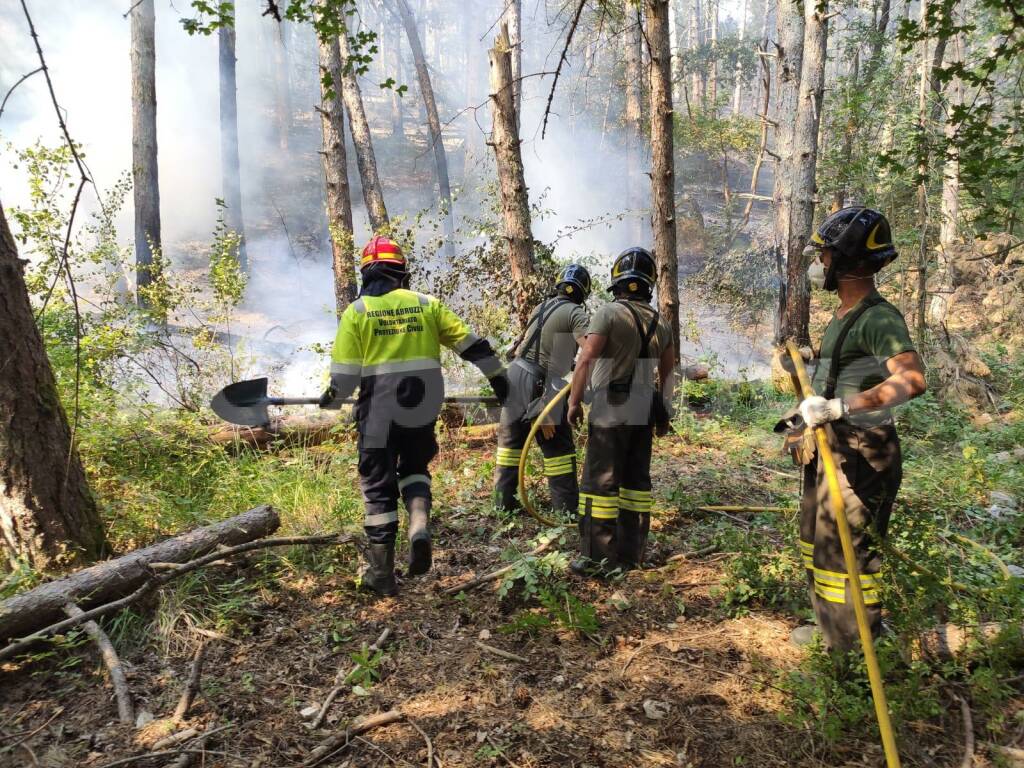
left=211, top=377, right=272, bottom=427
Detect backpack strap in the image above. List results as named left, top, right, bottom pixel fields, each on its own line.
left=620, top=301, right=659, bottom=359
left=823, top=294, right=888, bottom=399
left=518, top=298, right=568, bottom=366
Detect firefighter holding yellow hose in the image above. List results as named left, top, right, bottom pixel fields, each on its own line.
left=779, top=207, right=927, bottom=651
left=321, top=236, right=507, bottom=596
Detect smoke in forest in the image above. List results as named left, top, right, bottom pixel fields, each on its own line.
left=1, top=0, right=769, bottom=394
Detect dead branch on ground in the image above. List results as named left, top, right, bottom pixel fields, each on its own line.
left=63, top=603, right=134, bottom=725
left=173, top=641, right=209, bottom=721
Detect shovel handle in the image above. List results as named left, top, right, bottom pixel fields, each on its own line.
left=268, top=397, right=323, bottom=406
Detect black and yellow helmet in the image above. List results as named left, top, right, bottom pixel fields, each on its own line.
left=556, top=263, right=592, bottom=300
left=610, top=247, right=657, bottom=292
left=807, top=207, right=898, bottom=289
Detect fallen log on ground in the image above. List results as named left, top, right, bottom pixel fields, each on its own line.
left=208, top=413, right=350, bottom=450
left=918, top=622, right=1024, bottom=662
left=0, top=505, right=280, bottom=644
left=0, top=530, right=352, bottom=663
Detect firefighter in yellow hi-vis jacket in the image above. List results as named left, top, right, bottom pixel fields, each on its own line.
left=320, top=236, right=507, bottom=596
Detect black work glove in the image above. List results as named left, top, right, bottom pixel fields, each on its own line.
left=319, top=385, right=340, bottom=410
left=488, top=373, right=509, bottom=406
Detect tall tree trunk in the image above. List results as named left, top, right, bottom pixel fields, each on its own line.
left=394, top=0, right=455, bottom=256
left=488, top=24, right=535, bottom=329
left=318, top=34, right=356, bottom=314
left=0, top=202, right=107, bottom=571
left=939, top=31, right=962, bottom=250
left=645, top=0, right=680, bottom=361
left=689, top=0, right=702, bottom=107
left=130, top=0, right=161, bottom=309
left=673, top=0, right=689, bottom=108
left=831, top=49, right=859, bottom=211
left=338, top=33, right=390, bottom=233
left=708, top=0, right=719, bottom=106
left=776, top=0, right=827, bottom=344
left=503, top=0, right=523, bottom=127
left=732, top=0, right=748, bottom=114
left=625, top=5, right=645, bottom=242
left=391, top=21, right=405, bottom=139
left=272, top=21, right=292, bottom=151
left=218, top=11, right=247, bottom=272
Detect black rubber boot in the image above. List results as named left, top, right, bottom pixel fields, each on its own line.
left=360, top=542, right=398, bottom=596
left=547, top=473, right=579, bottom=516
left=406, top=496, right=432, bottom=576
left=571, top=515, right=619, bottom=578
left=493, top=465, right=521, bottom=511
left=617, top=511, right=650, bottom=571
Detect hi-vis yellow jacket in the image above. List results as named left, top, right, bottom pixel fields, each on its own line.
left=328, top=290, right=502, bottom=429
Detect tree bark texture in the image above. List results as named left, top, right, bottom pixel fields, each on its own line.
left=394, top=0, right=455, bottom=253
left=708, top=0, right=719, bottom=105
left=338, top=34, right=390, bottom=233
left=624, top=6, right=645, bottom=242
left=689, top=0, right=702, bottom=104
left=318, top=33, right=357, bottom=315
left=771, top=0, right=804, bottom=342
left=0, top=506, right=279, bottom=643
left=0, top=204, right=107, bottom=572
left=219, top=14, right=247, bottom=272
left=777, top=0, right=827, bottom=344
left=645, top=0, right=681, bottom=361
left=488, top=24, right=535, bottom=329
left=503, top=0, right=523, bottom=127
left=130, top=0, right=162, bottom=307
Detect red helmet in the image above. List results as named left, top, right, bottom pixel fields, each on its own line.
left=360, top=235, right=405, bottom=271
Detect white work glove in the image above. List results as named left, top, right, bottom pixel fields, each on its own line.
left=798, top=395, right=848, bottom=429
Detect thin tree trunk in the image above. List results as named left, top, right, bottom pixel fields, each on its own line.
left=0, top=202, right=107, bottom=571
left=503, top=0, right=523, bottom=127
left=732, top=0, right=748, bottom=114
left=646, top=0, right=680, bottom=361
left=219, top=12, right=247, bottom=272
left=777, top=0, right=827, bottom=344
left=338, top=34, right=390, bottom=232
left=741, top=41, right=771, bottom=228
left=625, top=4, right=645, bottom=242
left=318, top=33, right=356, bottom=314
left=272, top=21, right=292, bottom=151
left=939, top=31, right=962, bottom=249
left=488, top=24, right=535, bottom=329
left=831, top=49, right=859, bottom=211
left=394, top=0, right=455, bottom=256
left=708, top=0, right=719, bottom=106
left=391, top=21, right=405, bottom=138
left=771, top=0, right=804, bottom=342
left=689, top=0, right=702, bottom=107
left=130, top=0, right=161, bottom=308
left=673, top=0, right=689, bottom=107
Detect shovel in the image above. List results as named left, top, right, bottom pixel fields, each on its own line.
left=211, top=377, right=500, bottom=427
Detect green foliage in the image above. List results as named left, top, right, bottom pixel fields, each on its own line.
left=208, top=200, right=246, bottom=310
left=345, top=644, right=386, bottom=691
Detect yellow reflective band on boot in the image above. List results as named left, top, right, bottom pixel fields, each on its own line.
left=542, top=454, right=575, bottom=477
left=496, top=447, right=523, bottom=467
left=618, top=488, right=653, bottom=512
left=579, top=493, right=618, bottom=519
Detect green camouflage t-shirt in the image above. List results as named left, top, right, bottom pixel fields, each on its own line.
left=811, top=291, right=917, bottom=426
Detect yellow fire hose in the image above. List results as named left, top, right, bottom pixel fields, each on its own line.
left=516, top=384, right=572, bottom=527
left=785, top=340, right=901, bottom=768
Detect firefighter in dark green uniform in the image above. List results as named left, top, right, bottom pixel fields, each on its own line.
left=321, top=236, right=507, bottom=596
left=785, top=207, right=927, bottom=652
left=494, top=265, right=592, bottom=514
left=567, top=248, right=675, bottom=575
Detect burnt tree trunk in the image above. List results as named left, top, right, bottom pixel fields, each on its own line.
left=219, top=11, right=247, bottom=271
left=624, top=5, right=645, bottom=242
left=645, top=0, right=680, bottom=361
left=0, top=202, right=107, bottom=571
left=130, top=0, right=162, bottom=308
left=0, top=506, right=278, bottom=644
left=318, top=33, right=356, bottom=314
left=777, top=0, right=827, bottom=345
left=272, top=21, right=292, bottom=151
left=338, top=33, right=390, bottom=232
left=394, top=0, right=455, bottom=255
left=488, top=24, right=535, bottom=328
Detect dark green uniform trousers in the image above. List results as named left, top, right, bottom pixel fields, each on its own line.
left=577, top=422, right=654, bottom=571
left=800, top=421, right=902, bottom=652
left=494, top=402, right=578, bottom=514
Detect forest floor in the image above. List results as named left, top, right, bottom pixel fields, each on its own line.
left=2, top=375, right=1023, bottom=768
